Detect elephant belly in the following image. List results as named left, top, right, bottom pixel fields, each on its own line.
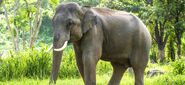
left=101, top=52, right=131, bottom=65
left=100, top=29, right=135, bottom=65
left=100, top=42, right=133, bottom=65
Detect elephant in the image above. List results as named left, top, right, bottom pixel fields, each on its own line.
left=50, top=2, right=151, bottom=85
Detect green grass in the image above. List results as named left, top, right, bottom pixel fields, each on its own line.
left=0, top=46, right=185, bottom=85
left=1, top=73, right=185, bottom=85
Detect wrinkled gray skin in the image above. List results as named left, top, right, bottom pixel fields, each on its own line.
left=50, top=2, right=151, bottom=85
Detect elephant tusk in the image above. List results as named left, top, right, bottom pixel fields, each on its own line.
left=47, top=44, right=53, bottom=52
left=54, top=41, right=68, bottom=51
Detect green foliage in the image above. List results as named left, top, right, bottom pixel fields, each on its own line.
left=58, top=46, right=79, bottom=78
left=0, top=48, right=185, bottom=84
left=60, top=0, right=100, bottom=6
left=49, top=0, right=59, bottom=9
left=172, top=59, right=185, bottom=75
left=24, top=49, right=51, bottom=79
left=150, top=45, right=157, bottom=63
left=96, top=61, right=112, bottom=75
left=0, top=46, right=52, bottom=81
left=38, top=15, right=53, bottom=44
left=1, top=69, right=185, bottom=85
left=0, top=46, right=113, bottom=81
left=99, top=0, right=147, bottom=13
left=145, top=74, right=185, bottom=85
left=1, top=0, right=185, bottom=84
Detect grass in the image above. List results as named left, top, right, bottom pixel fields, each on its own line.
left=0, top=73, right=136, bottom=85
left=0, top=46, right=185, bottom=85
left=1, top=73, right=185, bottom=85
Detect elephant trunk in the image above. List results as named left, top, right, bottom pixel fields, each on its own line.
left=50, top=41, right=68, bottom=84
left=49, top=50, right=63, bottom=84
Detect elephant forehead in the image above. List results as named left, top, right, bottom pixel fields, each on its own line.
left=56, top=3, right=80, bottom=13
left=53, top=14, right=65, bottom=24
left=53, top=12, right=73, bottom=21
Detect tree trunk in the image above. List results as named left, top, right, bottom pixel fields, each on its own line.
left=13, top=0, right=20, bottom=51
left=177, top=43, right=181, bottom=59
left=22, top=30, right=26, bottom=49
left=168, top=38, right=175, bottom=61
left=153, top=20, right=168, bottom=63
left=158, top=48, right=165, bottom=63
left=174, top=8, right=184, bottom=59
left=29, top=0, right=43, bottom=48
left=175, top=27, right=182, bottom=59
left=2, top=3, right=16, bottom=51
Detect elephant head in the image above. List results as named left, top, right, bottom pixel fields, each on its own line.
left=50, top=2, right=84, bottom=84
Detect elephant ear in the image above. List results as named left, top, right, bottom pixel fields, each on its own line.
left=82, top=15, right=98, bottom=33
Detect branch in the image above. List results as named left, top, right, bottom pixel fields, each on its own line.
left=154, top=20, right=160, bottom=44
left=159, top=21, right=164, bottom=41
left=2, top=3, right=16, bottom=50
left=163, top=33, right=169, bottom=46
left=151, top=35, right=157, bottom=43
left=29, top=0, right=43, bottom=48
left=13, top=0, right=20, bottom=51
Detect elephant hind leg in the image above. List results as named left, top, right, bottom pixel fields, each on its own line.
left=130, top=54, right=148, bottom=85
left=108, top=62, right=128, bottom=85
left=132, top=67, right=145, bottom=85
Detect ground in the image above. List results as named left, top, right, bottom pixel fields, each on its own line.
left=1, top=71, right=185, bottom=85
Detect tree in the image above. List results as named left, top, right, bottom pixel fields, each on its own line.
left=167, top=34, right=175, bottom=61
left=136, top=0, right=175, bottom=63
left=1, top=0, right=45, bottom=50
left=13, top=0, right=20, bottom=51
left=2, top=1, right=19, bottom=51
left=153, top=19, right=169, bottom=63
left=29, top=0, right=43, bottom=48
left=170, top=0, right=185, bottom=59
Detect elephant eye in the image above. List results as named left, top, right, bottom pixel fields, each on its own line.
left=66, top=19, right=75, bottom=28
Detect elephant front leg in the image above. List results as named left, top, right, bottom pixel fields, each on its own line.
left=73, top=44, right=84, bottom=81
left=83, top=52, right=99, bottom=85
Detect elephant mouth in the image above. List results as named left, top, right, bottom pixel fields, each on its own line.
left=54, top=41, right=68, bottom=51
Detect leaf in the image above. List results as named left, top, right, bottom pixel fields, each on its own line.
left=30, top=6, right=37, bottom=12
left=49, top=0, right=59, bottom=6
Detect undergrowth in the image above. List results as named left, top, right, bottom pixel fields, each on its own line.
left=0, top=45, right=185, bottom=85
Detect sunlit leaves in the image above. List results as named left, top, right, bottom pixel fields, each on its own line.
left=49, top=0, right=59, bottom=9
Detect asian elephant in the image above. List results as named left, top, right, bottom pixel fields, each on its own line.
left=50, top=2, right=151, bottom=85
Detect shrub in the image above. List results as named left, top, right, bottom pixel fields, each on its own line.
left=172, top=59, right=185, bottom=75
left=0, top=46, right=52, bottom=81
left=58, top=46, right=80, bottom=78
left=24, top=49, right=51, bottom=79
left=150, top=74, right=185, bottom=85
left=97, top=61, right=112, bottom=75
left=0, top=45, right=113, bottom=81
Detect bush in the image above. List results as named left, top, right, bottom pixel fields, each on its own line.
left=149, top=74, right=185, bottom=85
left=0, top=45, right=113, bottom=81
left=97, top=61, right=112, bottom=75
left=25, top=49, right=51, bottom=79
left=172, top=59, right=185, bottom=75
left=0, top=47, right=52, bottom=81
left=58, top=46, right=80, bottom=78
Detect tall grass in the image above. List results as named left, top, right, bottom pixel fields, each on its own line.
left=0, top=45, right=112, bottom=81
left=0, top=47, right=52, bottom=81
left=1, top=44, right=185, bottom=85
